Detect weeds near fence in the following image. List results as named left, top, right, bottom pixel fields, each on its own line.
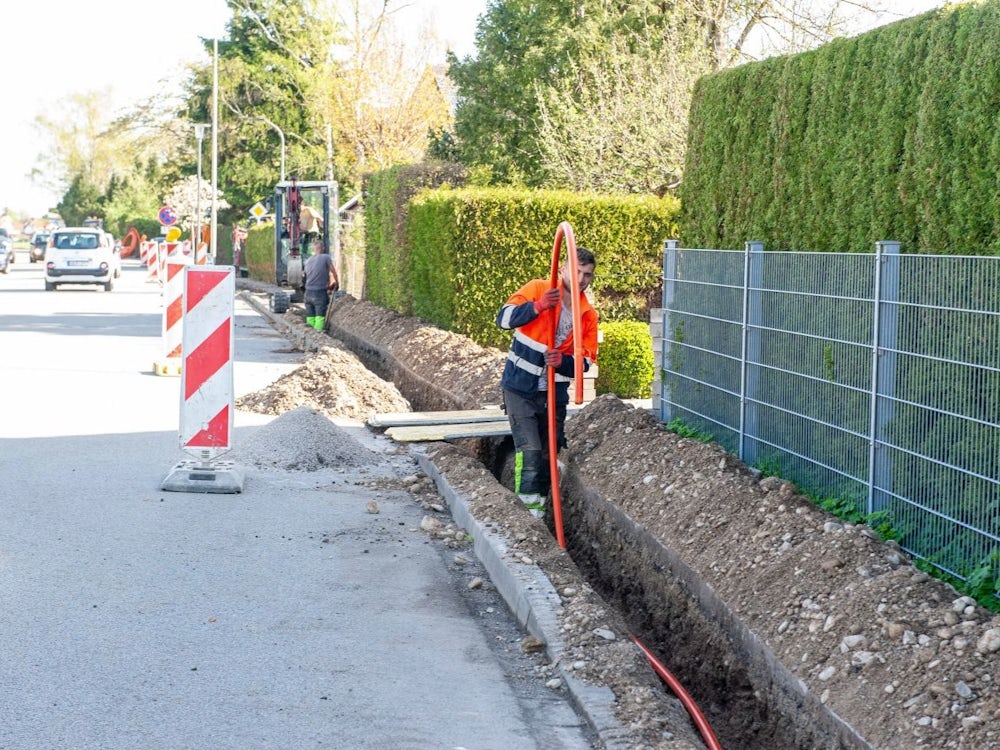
left=666, top=418, right=1000, bottom=611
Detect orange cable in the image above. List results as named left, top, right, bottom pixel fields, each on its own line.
left=632, top=636, right=725, bottom=750
left=546, top=221, right=582, bottom=549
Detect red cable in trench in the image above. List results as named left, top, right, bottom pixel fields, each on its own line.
left=545, top=222, right=724, bottom=749
left=546, top=221, right=583, bottom=550
left=633, top=636, right=725, bottom=750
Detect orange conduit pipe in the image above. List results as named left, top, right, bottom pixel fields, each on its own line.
left=546, top=221, right=583, bottom=550
left=632, top=636, right=725, bottom=750
left=120, top=227, right=140, bottom=258
left=544, top=222, right=724, bottom=749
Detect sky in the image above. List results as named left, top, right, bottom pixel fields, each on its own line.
left=0, top=0, right=943, bottom=219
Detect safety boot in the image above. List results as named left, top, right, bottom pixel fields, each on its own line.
left=518, top=493, right=546, bottom=519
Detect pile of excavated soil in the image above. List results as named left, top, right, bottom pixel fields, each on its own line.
left=230, top=406, right=380, bottom=471
left=563, top=396, right=1000, bottom=750
left=236, top=344, right=411, bottom=422
left=236, top=291, right=1000, bottom=750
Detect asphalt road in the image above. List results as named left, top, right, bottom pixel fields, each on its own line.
left=0, top=252, right=595, bottom=749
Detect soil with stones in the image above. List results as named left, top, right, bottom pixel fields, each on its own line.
left=236, top=287, right=1000, bottom=750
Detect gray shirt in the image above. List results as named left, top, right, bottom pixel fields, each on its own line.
left=303, top=253, right=334, bottom=292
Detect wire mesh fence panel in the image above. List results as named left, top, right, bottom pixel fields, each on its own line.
left=659, top=243, right=1000, bottom=592
left=660, top=247, right=745, bottom=452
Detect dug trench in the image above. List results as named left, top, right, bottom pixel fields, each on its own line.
left=239, top=286, right=1000, bottom=750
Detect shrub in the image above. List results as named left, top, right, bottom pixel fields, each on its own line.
left=596, top=321, right=653, bottom=399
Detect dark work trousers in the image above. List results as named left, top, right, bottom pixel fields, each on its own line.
left=503, top=387, right=567, bottom=496
left=304, top=288, right=331, bottom=320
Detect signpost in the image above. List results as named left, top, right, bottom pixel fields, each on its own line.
left=158, top=205, right=178, bottom=227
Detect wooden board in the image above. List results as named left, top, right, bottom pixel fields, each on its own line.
left=370, top=400, right=609, bottom=429
left=384, top=420, right=512, bottom=442
left=370, top=408, right=505, bottom=428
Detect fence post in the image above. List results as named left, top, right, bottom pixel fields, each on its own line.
left=659, top=240, right=680, bottom=423
left=868, top=241, right=900, bottom=516
left=740, top=242, right=765, bottom=464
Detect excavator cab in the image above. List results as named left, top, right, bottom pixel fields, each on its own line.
left=271, top=178, right=339, bottom=310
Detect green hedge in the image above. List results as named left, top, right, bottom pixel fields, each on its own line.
left=681, top=2, right=1000, bottom=255
left=244, top=222, right=275, bottom=282
left=403, top=186, right=679, bottom=349
left=364, top=163, right=468, bottom=312
left=596, top=321, right=654, bottom=399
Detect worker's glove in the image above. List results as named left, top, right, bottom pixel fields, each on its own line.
left=533, top=287, right=561, bottom=314
left=544, top=349, right=563, bottom=368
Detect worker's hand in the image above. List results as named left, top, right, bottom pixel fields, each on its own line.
left=327, top=282, right=339, bottom=292
left=544, top=349, right=563, bottom=368
left=533, top=287, right=561, bottom=313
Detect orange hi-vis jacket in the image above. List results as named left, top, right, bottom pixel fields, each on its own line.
left=496, top=278, right=598, bottom=403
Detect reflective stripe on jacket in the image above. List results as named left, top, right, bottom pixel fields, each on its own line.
left=496, top=278, right=598, bottom=403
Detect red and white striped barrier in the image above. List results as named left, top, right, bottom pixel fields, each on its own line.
left=179, top=266, right=235, bottom=459
left=152, top=261, right=186, bottom=376
left=161, top=265, right=242, bottom=493
left=147, top=242, right=163, bottom=284
left=195, top=241, right=209, bottom=265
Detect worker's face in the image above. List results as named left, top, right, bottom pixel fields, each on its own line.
left=561, top=262, right=595, bottom=293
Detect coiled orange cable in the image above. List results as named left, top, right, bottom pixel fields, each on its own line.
left=546, top=221, right=582, bottom=549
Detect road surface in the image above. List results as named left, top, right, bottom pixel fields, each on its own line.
left=0, top=254, right=595, bottom=749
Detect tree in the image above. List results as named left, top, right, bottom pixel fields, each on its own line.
left=449, top=0, right=887, bottom=192
left=166, top=175, right=231, bottom=232
left=447, top=0, right=581, bottom=186
left=34, top=89, right=190, bottom=233
left=318, top=0, right=456, bottom=188
left=536, top=32, right=709, bottom=194
left=184, top=0, right=339, bottom=218
left=33, top=89, right=124, bottom=204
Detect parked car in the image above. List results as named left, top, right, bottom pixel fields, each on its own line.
left=0, top=229, right=13, bottom=274
left=0, top=237, right=14, bottom=273
left=45, top=227, right=122, bottom=291
left=30, top=233, right=49, bottom=262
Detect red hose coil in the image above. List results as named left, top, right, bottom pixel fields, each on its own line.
left=632, top=636, right=724, bottom=750
left=546, top=221, right=582, bottom=550
left=544, top=222, right=724, bottom=749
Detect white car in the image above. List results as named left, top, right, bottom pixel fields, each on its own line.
left=45, top=227, right=122, bottom=291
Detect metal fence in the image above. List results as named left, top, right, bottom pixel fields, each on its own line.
left=657, top=241, right=1000, bottom=588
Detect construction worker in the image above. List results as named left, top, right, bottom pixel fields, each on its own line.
left=302, top=239, right=339, bottom=331
left=496, top=247, right=598, bottom=518
left=299, top=204, right=323, bottom=252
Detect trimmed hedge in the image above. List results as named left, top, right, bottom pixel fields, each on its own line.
left=364, top=163, right=468, bottom=312
left=244, top=222, right=275, bottom=282
left=403, top=185, right=679, bottom=349
left=681, top=2, right=1000, bottom=255
left=596, top=321, right=654, bottom=399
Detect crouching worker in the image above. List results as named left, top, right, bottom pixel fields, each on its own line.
left=496, top=247, right=598, bottom=518
left=302, top=240, right=339, bottom=331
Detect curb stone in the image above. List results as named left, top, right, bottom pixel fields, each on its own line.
left=416, top=448, right=636, bottom=750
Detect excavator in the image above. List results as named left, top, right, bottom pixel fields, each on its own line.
left=269, top=177, right=339, bottom=313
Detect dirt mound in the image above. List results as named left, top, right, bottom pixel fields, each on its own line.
left=236, top=344, right=411, bottom=422
left=564, top=395, right=1000, bottom=750
left=326, top=296, right=506, bottom=411
left=230, top=406, right=380, bottom=471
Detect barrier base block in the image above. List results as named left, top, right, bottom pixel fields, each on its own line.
left=153, top=359, right=182, bottom=376
left=161, top=460, right=245, bottom=494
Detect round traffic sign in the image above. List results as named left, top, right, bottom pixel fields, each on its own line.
left=158, top=205, right=177, bottom=226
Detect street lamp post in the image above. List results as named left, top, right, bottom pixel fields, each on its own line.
left=253, top=116, right=286, bottom=182
left=193, top=123, right=209, bottom=251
